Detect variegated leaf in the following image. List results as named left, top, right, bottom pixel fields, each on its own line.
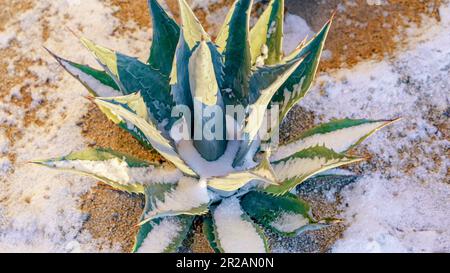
left=178, top=0, right=210, bottom=48
left=271, top=119, right=398, bottom=162
left=217, top=0, right=253, bottom=105
left=169, top=0, right=212, bottom=110
left=31, top=148, right=181, bottom=194
left=271, top=17, right=333, bottom=121
left=45, top=49, right=155, bottom=148
left=116, top=53, right=173, bottom=123
left=147, top=0, right=180, bottom=75
left=94, top=97, right=197, bottom=176
left=233, top=57, right=304, bottom=167
left=241, top=191, right=329, bottom=236
left=45, top=48, right=120, bottom=97
left=250, top=0, right=284, bottom=65
left=189, top=41, right=227, bottom=161
left=95, top=92, right=160, bottom=149
left=139, top=177, right=210, bottom=225
left=212, top=197, right=268, bottom=253
left=264, top=146, right=364, bottom=195
left=215, top=0, right=237, bottom=53
left=80, top=37, right=173, bottom=123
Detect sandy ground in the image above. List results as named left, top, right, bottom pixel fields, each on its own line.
left=0, top=0, right=447, bottom=252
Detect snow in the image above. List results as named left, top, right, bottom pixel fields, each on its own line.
left=0, top=31, right=15, bottom=49
left=271, top=212, right=309, bottom=233
left=283, top=4, right=450, bottom=253
left=333, top=174, right=450, bottom=253
left=191, top=0, right=221, bottom=10
left=213, top=197, right=266, bottom=253
left=137, top=217, right=183, bottom=253
left=282, top=13, right=314, bottom=55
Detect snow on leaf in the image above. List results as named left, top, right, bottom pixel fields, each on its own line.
left=135, top=216, right=193, bottom=253
left=212, top=197, right=268, bottom=253
left=241, top=191, right=316, bottom=236
left=31, top=148, right=181, bottom=194
left=271, top=119, right=398, bottom=162
left=265, top=146, right=365, bottom=196
left=138, top=177, right=209, bottom=225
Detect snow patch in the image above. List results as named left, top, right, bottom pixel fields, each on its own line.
left=283, top=13, right=314, bottom=55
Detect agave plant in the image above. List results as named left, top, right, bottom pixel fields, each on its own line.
left=34, top=0, right=396, bottom=253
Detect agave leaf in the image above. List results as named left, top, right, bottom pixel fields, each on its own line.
left=189, top=41, right=222, bottom=106
left=178, top=0, right=210, bottom=48
left=271, top=119, right=399, bottom=162
left=215, top=0, right=237, bottom=53
left=170, top=32, right=195, bottom=110
left=240, top=191, right=327, bottom=236
left=249, top=56, right=305, bottom=103
left=208, top=152, right=278, bottom=192
left=31, top=148, right=181, bottom=194
left=79, top=37, right=124, bottom=90
left=139, top=177, right=210, bottom=225
left=189, top=41, right=227, bottom=161
left=147, top=0, right=180, bottom=75
left=45, top=48, right=120, bottom=97
left=202, top=215, right=222, bottom=253
left=94, top=97, right=197, bottom=176
left=264, top=146, right=365, bottom=196
left=212, top=197, right=268, bottom=253
left=250, top=0, right=284, bottom=65
left=233, top=57, right=304, bottom=167
left=133, top=182, right=178, bottom=252
left=116, top=53, right=173, bottom=123
left=218, top=0, right=253, bottom=105
left=271, top=17, right=333, bottom=121
left=133, top=215, right=194, bottom=253
left=45, top=49, right=155, bottom=148
left=80, top=37, right=173, bottom=123
left=95, top=92, right=159, bottom=149
left=169, top=0, right=212, bottom=111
